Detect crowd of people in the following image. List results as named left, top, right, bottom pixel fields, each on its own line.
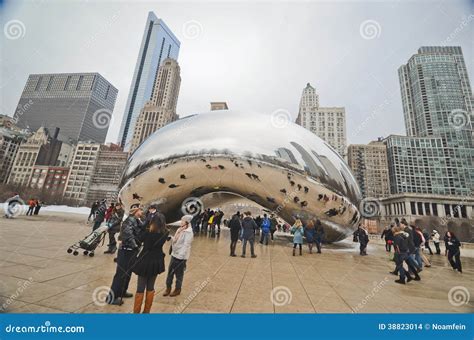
left=378, top=218, right=463, bottom=285
left=92, top=203, right=195, bottom=313
left=3, top=193, right=43, bottom=218
left=26, top=198, right=43, bottom=216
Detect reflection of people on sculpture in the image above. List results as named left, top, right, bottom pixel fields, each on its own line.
left=163, top=215, right=194, bottom=297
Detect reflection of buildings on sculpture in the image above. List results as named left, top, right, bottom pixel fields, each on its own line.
left=377, top=193, right=473, bottom=241
left=130, top=58, right=181, bottom=153
left=347, top=139, right=390, bottom=199
left=0, top=116, right=29, bottom=183
left=210, top=102, right=229, bottom=111
left=296, top=83, right=347, bottom=159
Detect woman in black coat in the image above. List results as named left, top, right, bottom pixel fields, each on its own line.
left=228, top=212, right=242, bottom=257
left=445, top=231, right=462, bottom=273
left=132, top=214, right=169, bottom=313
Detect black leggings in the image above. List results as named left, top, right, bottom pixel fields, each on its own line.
left=136, top=275, right=157, bottom=293
left=293, top=243, right=302, bottom=250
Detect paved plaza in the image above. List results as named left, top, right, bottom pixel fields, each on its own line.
left=0, top=211, right=473, bottom=314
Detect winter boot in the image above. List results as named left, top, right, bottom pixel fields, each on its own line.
left=292, top=249, right=296, bottom=256
left=170, top=288, right=181, bottom=297
left=163, top=287, right=171, bottom=296
left=142, top=290, right=155, bottom=313
left=133, top=292, right=144, bottom=313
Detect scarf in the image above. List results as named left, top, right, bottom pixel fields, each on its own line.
left=173, top=224, right=189, bottom=244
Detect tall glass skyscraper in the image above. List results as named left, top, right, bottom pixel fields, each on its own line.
left=386, top=46, right=473, bottom=196
left=118, top=12, right=180, bottom=149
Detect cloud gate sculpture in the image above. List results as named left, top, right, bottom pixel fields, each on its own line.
left=119, top=110, right=362, bottom=242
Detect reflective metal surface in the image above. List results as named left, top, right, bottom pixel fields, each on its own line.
left=119, top=110, right=362, bottom=242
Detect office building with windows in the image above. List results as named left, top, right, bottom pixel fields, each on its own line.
left=118, top=12, right=180, bottom=150
left=13, top=73, right=117, bottom=143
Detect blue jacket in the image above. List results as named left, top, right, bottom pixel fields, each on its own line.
left=291, top=225, right=304, bottom=244
left=304, top=227, right=316, bottom=243
left=261, top=218, right=271, bottom=234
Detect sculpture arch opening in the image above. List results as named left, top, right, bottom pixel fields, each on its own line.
left=119, top=110, right=362, bottom=242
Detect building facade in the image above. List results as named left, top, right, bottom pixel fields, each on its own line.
left=63, top=143, right=101, bottom=203
left=87, top=144, right=128, bottom=204
left=210, top=102, right=229, bottom=111
left=29, top=165, right=69, bottom=196
left=130, top=58, right=180, bottom=153
left=7, top=127, right=62, bottom=186
left=388, top=46, right=473, bottom=196
left=377, top=193, right=473, bottom=242
left=296, top=83, right=347, bottom=158
left=13, top=73, right=117, bottom=143
left=118, top=12, right=180, bottom=150
left=347, top=140, right=390, bottom=198
left=0, top=128, right=28, bottom=183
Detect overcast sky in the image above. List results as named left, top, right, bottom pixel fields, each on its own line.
left=1, top=0, right=472, bottom=145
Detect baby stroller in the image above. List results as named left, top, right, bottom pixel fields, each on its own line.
left=67, top=224, right=108, bottom=257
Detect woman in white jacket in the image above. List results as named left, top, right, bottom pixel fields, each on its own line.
left=163, top=215, right=194, bottom=297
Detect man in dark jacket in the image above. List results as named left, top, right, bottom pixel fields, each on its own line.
left=229, top=212, right=242, bottom=257
left=354, top=224, right=369, bottom=256
left=314, top=219, right=325, bottom=253
left=241, top=211, right=258, bottom=258
left=214, top=209, right=224, bottom=234
left=92, top=200, right=107, bottom=231
left=381, top=225, right=394, bottom=252
left=108, top=205, right=144, bottom=305
left=88, top=201, right=99, bottom=222
left=104, top=203, right=124, bottom=254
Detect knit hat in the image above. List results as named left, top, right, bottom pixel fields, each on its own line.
left=181, top=215, right=193, bottom=224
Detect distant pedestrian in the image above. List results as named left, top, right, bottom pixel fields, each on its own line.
left=229, top=212, right=242, bottom=257
left=381, top=225, right=394, bottom=252
left=26, top=199, right=35, bottom=216
left=431, top=230, right=441, bottom=255
left=354, top=224, right=369, bottom=256
left=314, top=219, right=325, bottom=253
left=291, top=219, right=304, bottom=256
left=422, top=229, right=433, bottom=255
left=88, top=201, right=99, bottom=222
left=444, top=231, right=462, bottom=273
left=304, top=220, right=316, bottom=254
left=270, top=214, right=278, bottom=241
left=33, top=200, right=42, bottom=215
left=104, top=203, right=124, bottom=254
left=260, top=214, right=271, bottom=245
left=241, top=211, right=258, bottom=258
left=92, top=200, right=107, bottom=231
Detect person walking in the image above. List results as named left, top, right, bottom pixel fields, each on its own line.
left=132, top=214, right=168, bottom=313
left=355, top=224, right=369, bottom=256
left=241, top=211, right=258, bottom=258
left=229, top=212, right=242, bottom=257
left=392, top=226, right=419, bottom=284
left=26, top=199, right=35, bottom=216
left=305, top=220, right=316, bottom=254
left=105, top=203, right=115, bottom=222
left=411, top=224, right=423, bottom=268
left=445, top=231, right=462, bottom=273
left=314, top=219, right=325, bottom=253
left=163, top=215, right=194, bottom=297
left=33, top=200, right=42, bottom=215
left=431, top=229, right=441, bottom=255
left=88, top=201, right=99, bottom=223
left=260, top=214, right=271, bottom=245
left=416, top=227, right=431, bottom=267
left=381, top=225, right=394, bottom=252
left=270, top=214, right=278, bottom=241
left=215, top=209, right=224, bottom=235
left=422, top=229, right=433, bottom=255
left=92, top=200, right=107, bottom=231
left=291, top=219, right=304, bottom=256
left=108, top=205, right=145, bottom=305
left=104, top=203, right=124, bottom=254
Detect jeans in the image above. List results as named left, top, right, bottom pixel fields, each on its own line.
left=394, top=253, right=408, bottom=281
left=92, top=221, right=102, bottom=231
left=414, top=247, right=422, bottom=268
left=242, top=238, right=255, bottom=256
left=424, top=241, right=433, bottom=254
left=136, top=275, right=157, bottom=293
left=315, top=238, right=322, bottom=253
left=166, top=256, right=186, bottom=289
left=107, top=230, right=117, bottom=250
left=359, top=243, right=367, bottom=255
left=261, top=232, right=270, bottom=245
left=109, top=248, right=137, bottom=300
left=434, top=242, right=441, bottom=255
left=26, top=207, right=34, bottom=216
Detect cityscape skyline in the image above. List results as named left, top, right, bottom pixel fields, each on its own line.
left=1, top=1, right=472, bottom=146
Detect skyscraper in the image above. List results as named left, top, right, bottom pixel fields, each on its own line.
left=386, top=46, right=473, bottom=196
left=118, top=12, right=180, bottom=150
left=130, top=58, right=181, bottom=153
left=12, top=73, right=117, bottom=143
left=296, top=83, right=347, bottom=158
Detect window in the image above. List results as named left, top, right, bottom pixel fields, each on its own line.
left=417, top=202, right=424, bottom=215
